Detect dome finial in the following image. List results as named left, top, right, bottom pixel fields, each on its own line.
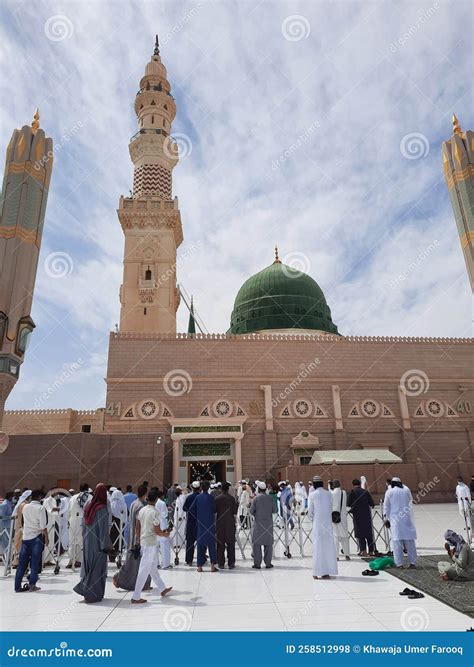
left=274, top=245, right=281, bottom=263
left=452, top=113, right=462, bottom=135
left=31, top=108, right=40, bottom=133
left=154, top=34, right=160, bottom=56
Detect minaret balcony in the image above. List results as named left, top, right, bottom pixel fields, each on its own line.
left=130, top=128, right=170, bottom=142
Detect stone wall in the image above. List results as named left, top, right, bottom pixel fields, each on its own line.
left=0, top=432, right=166, bottom=493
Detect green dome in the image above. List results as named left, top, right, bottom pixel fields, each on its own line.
left=228, top=260, right=339, bottom=335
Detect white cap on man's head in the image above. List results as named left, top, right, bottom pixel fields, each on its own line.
left=257, top=481, right=266, bottom=490
left=192, top=481, right=201, bottom=489
left=392, top=476, right=401, bottom=482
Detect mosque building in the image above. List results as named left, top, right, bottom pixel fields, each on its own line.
left=0, top=39, right=473, bottom=500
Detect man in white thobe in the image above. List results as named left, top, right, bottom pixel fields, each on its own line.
left=238, top=482, right=251, bottom=528
left=330, top=480, right=350, bottom=560
left=456, top=477, right=471, bottom=518
left=156, top=490, right=172, bottom=569
left=383, top=477, right=417, bottom=567
left=42, top=493, right=60, bottom=564
left=67, top=484, right=91, bottom=568
left=308, top=475, right=338, bottom=579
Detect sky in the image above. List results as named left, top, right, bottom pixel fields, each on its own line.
left=0, top=0, right=472, bottom=411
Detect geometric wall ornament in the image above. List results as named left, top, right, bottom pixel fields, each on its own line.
left=280, top=400, right=329, bottom=418
left=348, top=403, right=361, bottom=417
left=200, top=405, right=210, bottom=417
left=425, top=399, right=445, bottom=418
left=212, top=399, right=233, bottom=417
left=138, top=398, right=160, bottom=420
left=293, top=398, right=312, bottom=418
left=314, top=402, right=327, bottom=417
left=360, top=399, right=380, bottom=418
left=279, top=403, right=291, bottom=417
left=235, top=403, right=247, bottom=417
left=162, top=404, right=173, bottom=417
left=121, top=403, right=137, bottom=420
left=381, top=403, right=394, bottom=417
left=446, top=404, right=457, bottom=416
left=414, top=402, right=426, bottom=417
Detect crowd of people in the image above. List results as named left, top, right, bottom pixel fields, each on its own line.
left=0, top=474, right=472, bottom=604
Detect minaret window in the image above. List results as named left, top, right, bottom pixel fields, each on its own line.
left=151, top=115, right=154, bottom=124
left=145, top=267, right=152, bottom=280
left=163, top=119, right=166, bottom=127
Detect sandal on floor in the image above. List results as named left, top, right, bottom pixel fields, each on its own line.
left=408, top=591, right=424, bottom=599
left=399, top=588, right=414, bottom=596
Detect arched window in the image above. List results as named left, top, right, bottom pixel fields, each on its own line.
left=163, top=119, right=166, bottom=127
left=151, top=115, right=154, bottom=124
left=145, top=267, right=152, bottom=280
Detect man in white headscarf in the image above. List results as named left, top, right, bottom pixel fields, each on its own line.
left=109, top=489, right=128, bottom=558
left=12, top=490, right=31, bottom=566
left=294, top=482, right=307, bottom=516
left=308, top=476, right=338, bottom=579
left=383, top=477, right=417, bottom=568
left=238, top=482, right=251, bottom=529
left=156, top=489, right=172, bottom=569
left=330, top=480, right=350, bottom=560
left=42, top=492, right=60, bottom=565
left=456, top=477, right=471, bottom=519
left=67, top=484, right=91, bottom=569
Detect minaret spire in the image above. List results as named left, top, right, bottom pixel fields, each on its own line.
left=31, top=108, right=40, bottom=134
left=188, top=296, right=196, bottom=335
left=154, top=34, right=160, bottom=56
left=274, top=245, right=281, bottom=263
left=452, top=113, right=462, bottom=135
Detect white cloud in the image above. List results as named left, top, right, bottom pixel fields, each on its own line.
left=1, top=0, right=471, bottom=409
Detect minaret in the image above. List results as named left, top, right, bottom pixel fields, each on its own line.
left=0, top=110, right=53, bottom=427
left=117, top=36, right=183, bottom=333
left=442, top=114, right=474, bottom=292
left=187, top=296, right=196, bottom=335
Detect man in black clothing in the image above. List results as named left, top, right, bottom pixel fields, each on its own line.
left=347, top=479, right=376, bottom=556
left=215, top=482, right=238, bottom=569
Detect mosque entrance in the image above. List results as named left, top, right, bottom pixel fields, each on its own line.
left=188, top=460, right=226, bottom=484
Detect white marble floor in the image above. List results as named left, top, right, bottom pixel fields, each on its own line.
left=0, top=503, right=471, bottom=632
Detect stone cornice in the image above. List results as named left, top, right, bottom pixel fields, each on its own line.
left=109, top=332, right=473, bottom=344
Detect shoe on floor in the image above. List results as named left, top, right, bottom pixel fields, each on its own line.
left=409, top=564, right=417, bottom=569
left=131, top=599, right=147, bottom=604
left=252, top=565, right=261, bottom=569
left=408, top=591, right=424, bottom=599
left=399, top=588, right=414, bottom=596
left=161, top=587, right=173, bottom=597
left=28, top=585, right=41, bottom=592
left=265, top=564, right=274, bottom=569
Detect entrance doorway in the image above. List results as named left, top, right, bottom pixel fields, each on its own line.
left=188, top=461, right=226, bottom=484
